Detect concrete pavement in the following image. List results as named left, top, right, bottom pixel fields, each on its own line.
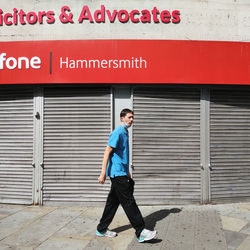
left=0, top=203, right=250, bottom=250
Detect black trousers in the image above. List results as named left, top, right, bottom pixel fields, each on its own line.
left=97, top=176, right=145, bottom=238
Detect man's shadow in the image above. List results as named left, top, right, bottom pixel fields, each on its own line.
left=112, top=208, right=182, bottom=244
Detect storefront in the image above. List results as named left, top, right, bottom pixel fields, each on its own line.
left=0, top=0, right=250, bottom=206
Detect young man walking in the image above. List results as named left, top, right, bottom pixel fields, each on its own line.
left=96, top=108, right=156, bottom=243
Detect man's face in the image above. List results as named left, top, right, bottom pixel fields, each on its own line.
left=121, top=112, right=134, bottom=128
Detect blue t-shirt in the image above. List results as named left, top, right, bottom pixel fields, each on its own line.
left=106, top=125, right=129, bottom=178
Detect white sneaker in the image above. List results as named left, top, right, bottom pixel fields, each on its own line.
left=96, top=229, right=117, bottom=238
left=137, top=229, right=157, bottom=243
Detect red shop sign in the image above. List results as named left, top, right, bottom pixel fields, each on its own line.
left=0, top=39, right=250, bottom=85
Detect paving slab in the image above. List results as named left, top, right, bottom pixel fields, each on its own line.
left=0, top=206, right=56, bottom=241
left=0, top=242, right=34, bottom=250
left=227, top=207, right=250, bottom=222
left=0, top=204, right=26, bottom=220
left=193, top=209, right=226, bottom=250
left=236, top=236, right=250, bottom=250
left=221, top=216, right=248, bottom=232
left=84, top=238, right=112, bottom=250
left=36, top=237, right=89, bottom=250
left=80, top=207, right=104, bottom=218
left=53, top=210, right=98, bottom=238
left=211, top=204, right=237, bottom=216
left=241, top=222, right=250, bottom=235
left=127, top=207, right=227, bottom=250
left=1, top=207, right=82, bottom=249
left=224, top=230, right=248, bottom=250
left=234, top=203, right=250, bottom=212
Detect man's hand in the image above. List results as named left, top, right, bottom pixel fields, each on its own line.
left=98, top=173, right=106, bottom=184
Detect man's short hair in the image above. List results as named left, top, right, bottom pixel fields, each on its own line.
left=120, top=108, right=134, bottom=118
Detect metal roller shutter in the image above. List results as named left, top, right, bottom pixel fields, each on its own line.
left=43, top=87, right=111, bottom=205
left=133, top=87, right=201, bottom=205
left=210, top=88, right=250, bottom=202
left=0, top=87, right=33, bottom=204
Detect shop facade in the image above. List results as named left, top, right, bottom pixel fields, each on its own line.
left=0, top=0, right=250, bottom=206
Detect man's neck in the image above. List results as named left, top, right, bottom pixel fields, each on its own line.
left=121, top=122, right=128, bottom=130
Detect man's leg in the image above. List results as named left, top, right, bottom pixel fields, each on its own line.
left=112, top=176, right=145, bottom=238
left=97, top=180, right=120, bottom=233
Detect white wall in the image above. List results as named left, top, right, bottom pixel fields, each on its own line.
left=0, top=0, right=250, bottom=42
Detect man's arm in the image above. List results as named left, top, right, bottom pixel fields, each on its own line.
left=98, top=145, right=114, bottom=184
